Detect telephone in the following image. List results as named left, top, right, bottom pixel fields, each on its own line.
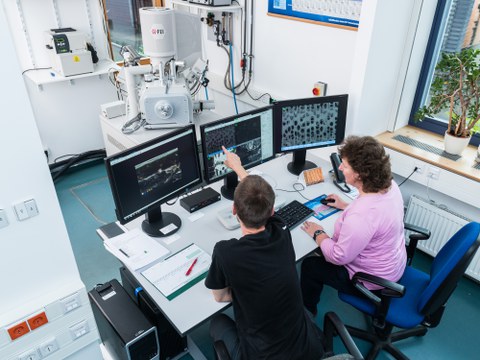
left=330, top=153, right=351, bottom=193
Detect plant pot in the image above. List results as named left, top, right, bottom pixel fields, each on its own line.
left=443, top=132, right=470, bottom=155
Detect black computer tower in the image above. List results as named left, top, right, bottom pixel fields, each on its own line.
left=120, top=266, right=187, bottom=360
left=89, top=279, right=159, bottom=360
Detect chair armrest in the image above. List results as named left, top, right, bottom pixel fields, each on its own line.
left=213, top=340, right=231, bottom=360
left=404, top=223, right=431, bottom=241
left=324, top=312, right=364, bottom=360
left=352, top=272, right=405, bottom=302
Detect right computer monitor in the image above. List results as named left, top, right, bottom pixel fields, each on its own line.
left=274, top=94, right=348, bottom=175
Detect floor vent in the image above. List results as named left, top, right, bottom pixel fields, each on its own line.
left=392, top=135, right=461, bottom=161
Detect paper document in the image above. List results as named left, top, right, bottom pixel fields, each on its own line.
left=104, top=228, right=170, bottom=271
left=142, top=243, right=211, bottom=301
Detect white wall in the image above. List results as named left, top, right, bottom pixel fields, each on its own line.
left=0, top=3, right=82, bottom=320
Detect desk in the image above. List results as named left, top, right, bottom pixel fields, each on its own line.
left=116, top=152, right=345, bottom=358
left=99, top=111, right=223, bottom=156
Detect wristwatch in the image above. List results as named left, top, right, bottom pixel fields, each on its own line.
left=313, top=229, right=326, bottom=241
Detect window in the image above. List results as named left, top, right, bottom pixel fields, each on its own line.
left=410, top=0, right=480, bottom=146
left=103, top=0, right=163, bottom=62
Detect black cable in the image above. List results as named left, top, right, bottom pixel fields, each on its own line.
left=51, top=149, right=106, bottom=182
left=398, top=167, right=418, bottom=187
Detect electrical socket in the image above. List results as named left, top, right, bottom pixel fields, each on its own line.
left=427, top=166, right=440, bottom=180
left=414, top=162, right=424, bottom=174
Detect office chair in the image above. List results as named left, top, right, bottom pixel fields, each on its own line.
left=213, top=312, right=364, bottom=360
left=404, top=223, right=431, bottom=266
left=337, top=221, right=480, bottom=360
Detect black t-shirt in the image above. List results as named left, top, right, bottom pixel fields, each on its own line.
left=205, top=215, right=324, bottom=360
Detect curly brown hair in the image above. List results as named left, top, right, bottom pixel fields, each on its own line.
left=234, top=175, right=275, bottom=229
left=338, top=136, right=392, bottom=193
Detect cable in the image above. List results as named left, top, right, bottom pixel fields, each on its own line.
left=398, top=167, right=418, bottom=187
left=229, top=43, right=239, bottom=114
left=51, top=149, right=106, bottom=182
left=276, top=183, right=311, bottom=201
left=22, top=67, right=52, bottom=75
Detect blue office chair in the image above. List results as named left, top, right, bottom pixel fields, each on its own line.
left=338, top=221, right=480, bottom=360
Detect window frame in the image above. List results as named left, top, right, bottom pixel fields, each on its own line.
left=409, top=0, right=480, bottom=147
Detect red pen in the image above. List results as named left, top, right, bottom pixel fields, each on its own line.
left=185, top=258, right=198, bottom=276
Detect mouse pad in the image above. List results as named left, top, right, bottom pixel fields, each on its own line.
left=304, top=194, right=341, bottom=221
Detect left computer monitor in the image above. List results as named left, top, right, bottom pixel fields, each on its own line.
left=105, top=125, right=202, bottom=237
left=200, top=106, right=275, bottom=200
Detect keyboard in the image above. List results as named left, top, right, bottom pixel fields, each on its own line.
left=275, top=200, right=314, bottom=230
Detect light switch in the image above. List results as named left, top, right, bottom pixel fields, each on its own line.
left=14, top=202, right=29, bottom=221
left=0, top=209, right=8, bottom=229
left=24, top=199, right=39, bottom=217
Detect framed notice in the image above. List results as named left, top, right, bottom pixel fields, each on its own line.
left=268, top=0, right=362, bottom=31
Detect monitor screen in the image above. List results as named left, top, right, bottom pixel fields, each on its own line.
left=273, top=94, right=348, bottom=175
left=105, top=125, right=202, bottom=237
left=200, top=106, right=274, bottom=199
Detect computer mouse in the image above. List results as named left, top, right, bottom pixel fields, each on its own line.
left=320, top=198, right=335, bottom=206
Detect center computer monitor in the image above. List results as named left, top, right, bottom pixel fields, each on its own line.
left=274, top=94, right=348, bottom=175
left=200, top=106, right=275, bottom=200
left=105, top=125, right=202, bottom=237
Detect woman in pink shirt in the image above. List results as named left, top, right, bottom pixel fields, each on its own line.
left=300, top=136, right=406, bottom=316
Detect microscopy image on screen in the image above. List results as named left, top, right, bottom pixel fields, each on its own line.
left=281, top=101, right=339, bottom=148
left=205, top=116, right=263, bottom=181
left=135, top=149, right=182, bottom=195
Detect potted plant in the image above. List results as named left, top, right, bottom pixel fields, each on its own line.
left=415, top=47, right=480, bottom=155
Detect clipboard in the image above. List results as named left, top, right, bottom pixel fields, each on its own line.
left=142, top=243, right=211, bottom=301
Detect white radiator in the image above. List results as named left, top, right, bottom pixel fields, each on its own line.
left=404, top=195, right=480, bottom=282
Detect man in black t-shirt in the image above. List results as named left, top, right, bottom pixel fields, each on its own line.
left=205, top=147, right=324, bottom=360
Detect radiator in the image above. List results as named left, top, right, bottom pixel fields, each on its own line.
left=404, top=195, right=480, bottom=282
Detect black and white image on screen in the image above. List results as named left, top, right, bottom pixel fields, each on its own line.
left=136, top=149, right=182, bottom=196
left=281, top=101, right=339, bottom=151
left=204, top=111, right=273, bottom=182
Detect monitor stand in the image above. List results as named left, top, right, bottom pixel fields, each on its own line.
left=287, top=149, right=317, bottom=176
left=220, top=172, right=239, bottom=200
left=142, top=206, right=181, bottom=237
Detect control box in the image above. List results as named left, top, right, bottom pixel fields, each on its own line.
left=180, top=187, right=221, bottom=213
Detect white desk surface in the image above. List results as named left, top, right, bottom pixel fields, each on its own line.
left=100, top=110, right=222, bottom=146
left=123, top=152, right=347, bottom=336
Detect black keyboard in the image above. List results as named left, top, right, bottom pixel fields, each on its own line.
left=275, top=200, right=314, bottom=230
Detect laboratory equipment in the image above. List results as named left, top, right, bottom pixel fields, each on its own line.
left=44, top=28, right=95, bottom=77
left=121, top=8, right=211, bottom=132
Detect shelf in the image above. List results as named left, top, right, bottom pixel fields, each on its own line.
left=171, top=0, right=242, bottom=12
left=23, top=59, right=120, bottom=87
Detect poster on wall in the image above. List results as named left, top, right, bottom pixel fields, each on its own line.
left=268, top=0, right=362, bottom=31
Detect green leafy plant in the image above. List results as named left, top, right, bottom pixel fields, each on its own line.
left=415, top=48, right=480, bottom=138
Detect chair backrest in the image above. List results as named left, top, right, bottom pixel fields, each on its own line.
left=418, top=222, right=480, bottom=315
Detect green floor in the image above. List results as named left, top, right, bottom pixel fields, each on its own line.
left=55, top=162, right=480, bottom=359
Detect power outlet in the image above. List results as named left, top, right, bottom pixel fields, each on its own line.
left=414, top=162, right=424, bottom=174
left=427, top=166, right=440, bottom=180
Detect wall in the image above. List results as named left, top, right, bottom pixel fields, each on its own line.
left=2, top=0, right=119, bottom=162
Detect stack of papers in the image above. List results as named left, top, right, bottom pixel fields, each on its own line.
left=103, top=228, right=171, bottom=271
left=142, top=244, right=211, bottom=301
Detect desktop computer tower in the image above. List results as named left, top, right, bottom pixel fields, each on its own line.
left=88, top=279, right=159, bottom=360
left=120, top=266, right=188, bottom=360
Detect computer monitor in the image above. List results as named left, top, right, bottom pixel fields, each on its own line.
left=105, top=125, right=202, bottom=237
left=274, top=94, right=348, bottom=175
left=200, top=106, right=275, bottom=200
